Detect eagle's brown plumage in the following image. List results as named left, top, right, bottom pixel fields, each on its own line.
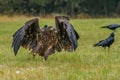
left=12, top=16, right=79, bottom=60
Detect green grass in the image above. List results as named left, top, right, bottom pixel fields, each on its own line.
left=0, top=17, right=120, bottom=80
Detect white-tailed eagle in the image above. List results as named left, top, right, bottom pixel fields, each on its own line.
left=12, top=16, right=79, bottom=60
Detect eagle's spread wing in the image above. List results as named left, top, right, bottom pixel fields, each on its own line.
left=55, top=16, right=79, bottom=51
left=12, top=18, right=40, bottom=55
left=12, top=16, right=79, bottom=60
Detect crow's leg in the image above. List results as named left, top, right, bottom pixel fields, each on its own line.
left=104, top=47, right=106, bottom=49
left=108, top=46, right=110, bottom=49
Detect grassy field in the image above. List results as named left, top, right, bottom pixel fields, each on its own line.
left=0, top=16, right=120, bottom=80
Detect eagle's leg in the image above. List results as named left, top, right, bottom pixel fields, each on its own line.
left=32, top=53, right=36, bottom=58
left=44, top=46, right=53, bottom=60
left=29, top=52, right=37, bottom=58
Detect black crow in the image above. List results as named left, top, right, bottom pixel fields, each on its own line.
left=94, top=32, right=114, bottom=49
left=101, top=24, right=120, bottom=31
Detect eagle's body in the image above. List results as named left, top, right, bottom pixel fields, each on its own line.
left=24, top=26, right=57, bottom=59
left=12, top=16, right=79, bottom=60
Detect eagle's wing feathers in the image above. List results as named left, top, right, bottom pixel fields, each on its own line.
left=12, top=18, right=40, bottom=55
left=55, top=16, right=79, bottom=51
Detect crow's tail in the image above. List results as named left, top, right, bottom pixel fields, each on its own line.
left=101, top=26, right=107, bottom=28
left=93, top=43, right=98, bottom=47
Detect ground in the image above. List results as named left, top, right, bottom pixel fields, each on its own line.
left=0, top=16, right=120, bottom=80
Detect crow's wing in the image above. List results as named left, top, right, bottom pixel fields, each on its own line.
left=94, top=40, right=104, bottom=46
left=109, top=24, right=120, bottom=28
left=96, top=36, right=113, bottom=46
left=101, top=24, right=120, bottom=29
left=55, top=16, right=79, bottom=51
left=101, top=24, right=116, bottom=28
left=12, top=18, right=41, bottom=55
left=97, top=40, right=108, bottom=46
left=105, top=36, right=114, bottom=45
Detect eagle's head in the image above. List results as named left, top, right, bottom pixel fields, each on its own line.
left=55, top=16, right=69, bottom=23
